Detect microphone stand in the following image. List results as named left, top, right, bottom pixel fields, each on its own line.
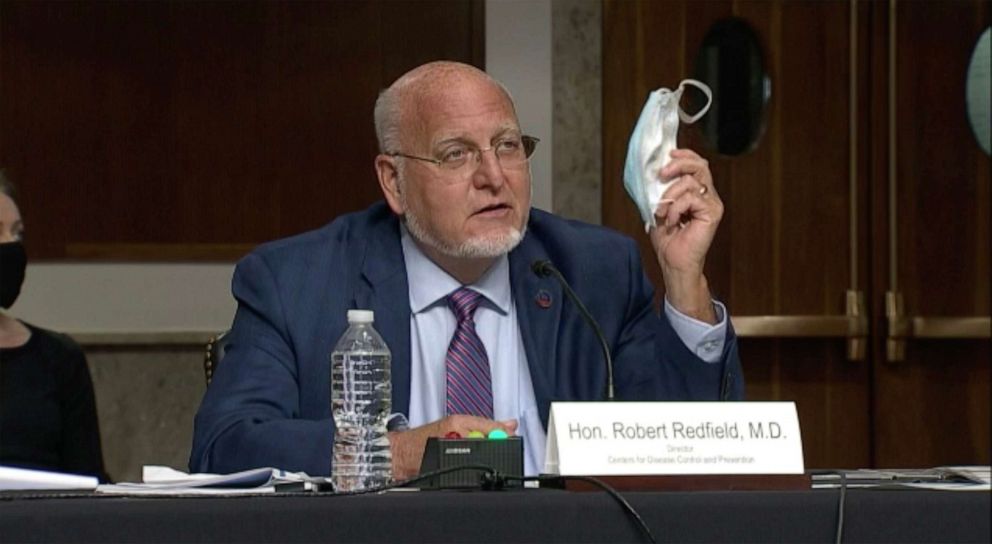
left=531, top=260, right=615, bottom=401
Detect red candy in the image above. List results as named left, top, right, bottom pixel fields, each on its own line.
left=444, top=431, right=462, bottom=439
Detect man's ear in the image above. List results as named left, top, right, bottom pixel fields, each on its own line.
left=375, top=154, right=404, bottom=215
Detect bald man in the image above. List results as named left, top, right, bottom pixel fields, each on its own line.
left=191, top=61, right=743, bottom=479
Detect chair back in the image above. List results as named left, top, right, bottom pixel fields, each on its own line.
left=204, top=330, right=230, bottom=386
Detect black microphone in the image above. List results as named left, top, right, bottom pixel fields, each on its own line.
left=531, top=260, right=615, bottom=401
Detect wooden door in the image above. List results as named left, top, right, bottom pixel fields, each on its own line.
left=603, top=0, right=990, bottom=469
left=870, top=0, right=990, bottom=467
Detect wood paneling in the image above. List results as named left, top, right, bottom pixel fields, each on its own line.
left=871, top=0, right=990, bottom=467
left=0, top=0, right=484, bottom=260
left=605, top=0, right=990, bottom=468
left=604, top=0, right=871, bottom=468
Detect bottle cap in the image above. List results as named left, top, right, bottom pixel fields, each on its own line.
left=347, top=310, right=374, bottom=323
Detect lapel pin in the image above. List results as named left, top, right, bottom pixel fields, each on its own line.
left=535, top=289, right=553, bottom=309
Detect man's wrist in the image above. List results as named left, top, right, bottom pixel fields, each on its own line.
left=663, top=272, right=716, bottom=324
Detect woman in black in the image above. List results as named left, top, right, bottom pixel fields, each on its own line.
left=0, top=171, right=108, bottom=481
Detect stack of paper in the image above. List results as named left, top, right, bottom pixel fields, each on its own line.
left=96, top=466, right=318, bottom=495
left=936, top=466, right=991, bottom=487
left=811, top=466, right=991, bottom=491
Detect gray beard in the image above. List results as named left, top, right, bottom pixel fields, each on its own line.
left=402, top=205, right=527, bottom=259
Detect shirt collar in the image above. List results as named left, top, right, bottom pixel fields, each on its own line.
left=400, top=224, right=511, bottom=316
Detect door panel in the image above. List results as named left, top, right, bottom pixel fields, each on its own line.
left=0, top=1, right=485, bottom=260
left=872, top=0, right=990, bottom=467
left=604, top=0, right=990, bottom=468
left=604, top=0, right=870, bottom=468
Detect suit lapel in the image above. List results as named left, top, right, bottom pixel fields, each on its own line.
left=509, top=236, right=563, bottom=428
left=354, top=214, right=412, bottom=416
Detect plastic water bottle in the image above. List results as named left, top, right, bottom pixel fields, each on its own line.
left=330, top=309, right=393, bottom=491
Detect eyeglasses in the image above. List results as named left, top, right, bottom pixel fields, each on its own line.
left=389, top=135, right=539, bottom=178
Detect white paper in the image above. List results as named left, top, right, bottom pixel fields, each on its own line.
left=0, top=465, right=99, bottom=491
left=811, top=466, right=991, bottom=491
left=95, top=485, right=284, bottom=496
left=94, top=465, right=317, bottom=496
left=133, top=465, right=307, bottom=488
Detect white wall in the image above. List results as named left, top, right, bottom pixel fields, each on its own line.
left=15, top=264, right=236, bottom=335
left=10, top=1, right=554, bottom=336
left=486, top=0, right=553, bottom=213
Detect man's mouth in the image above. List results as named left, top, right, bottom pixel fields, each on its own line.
left=473, top=203, right=512, bottom=218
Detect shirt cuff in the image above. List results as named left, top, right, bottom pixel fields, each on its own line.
left=663, top=298, right=728, bottom=364
left=387, top=413, right=410, bottom=432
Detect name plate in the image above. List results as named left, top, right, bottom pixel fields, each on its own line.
left=544, top=402, right=804, bottom=475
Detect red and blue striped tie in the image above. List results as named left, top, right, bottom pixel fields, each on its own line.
left=445, top=288, right=493, bottom=419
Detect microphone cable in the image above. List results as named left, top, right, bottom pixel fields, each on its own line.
left=808, top=469, right=848, bottom=544
left=310, top=466, right=656, bottom=543
left=531, top=260, right=615, bottom=401
left=508, top=474, right=657, bottom=544
left=312, top=464, right=501, bottom=496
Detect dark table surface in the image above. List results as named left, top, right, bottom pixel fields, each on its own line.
left=1, top=487, right=989, bottom=543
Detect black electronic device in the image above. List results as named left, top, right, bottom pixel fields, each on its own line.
left=531, top=259, right=615, bottom=400
left=417, top=437, right=524, bottom=489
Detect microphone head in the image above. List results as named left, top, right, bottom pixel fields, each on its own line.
left=531, top=260, right=553, bottom=277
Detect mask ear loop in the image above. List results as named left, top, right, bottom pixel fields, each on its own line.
left=676, top=79, right=713, bottom=124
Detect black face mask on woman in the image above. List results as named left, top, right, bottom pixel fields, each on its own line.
left=0, top=241, right=27, bottom=309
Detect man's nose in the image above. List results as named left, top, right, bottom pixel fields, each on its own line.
left=470, top=148, right=506, bottom=189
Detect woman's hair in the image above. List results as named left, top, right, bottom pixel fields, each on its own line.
left=0, top=169, right=16, bottom=200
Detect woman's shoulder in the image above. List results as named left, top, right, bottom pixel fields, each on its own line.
left=19, top=322, right=85, bottom=359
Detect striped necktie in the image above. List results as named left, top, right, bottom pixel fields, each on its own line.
left=444, top=287, right=493, bottom=419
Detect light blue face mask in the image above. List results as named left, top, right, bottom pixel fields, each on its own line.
left=623, top=79, right=712, bottom=232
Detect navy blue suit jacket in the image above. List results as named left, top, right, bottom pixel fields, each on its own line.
left=190, top=202, right=744, bottom=475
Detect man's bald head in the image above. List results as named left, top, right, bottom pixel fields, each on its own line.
left=374, top=61, right=515, bottom=154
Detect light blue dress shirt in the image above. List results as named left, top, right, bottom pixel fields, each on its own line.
left=400, top=226, right=727, bottom=475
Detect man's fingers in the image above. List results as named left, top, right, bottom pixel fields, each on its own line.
left=659, top=150, right=715, bottom=196
left=660, top=158, right=708, bottom=179
left=658, top=175, right=704, bottom=204
left=656, top=188, right=706, bottom=228
left=669, top=148, right=704, bottom=161
left=443, top=415, right=518, bottom=436
left=655, top=170, right=723, bottom=231
left=664, top=196, right=696, bottom=229
left=388, top=429, right=428, bottom=480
